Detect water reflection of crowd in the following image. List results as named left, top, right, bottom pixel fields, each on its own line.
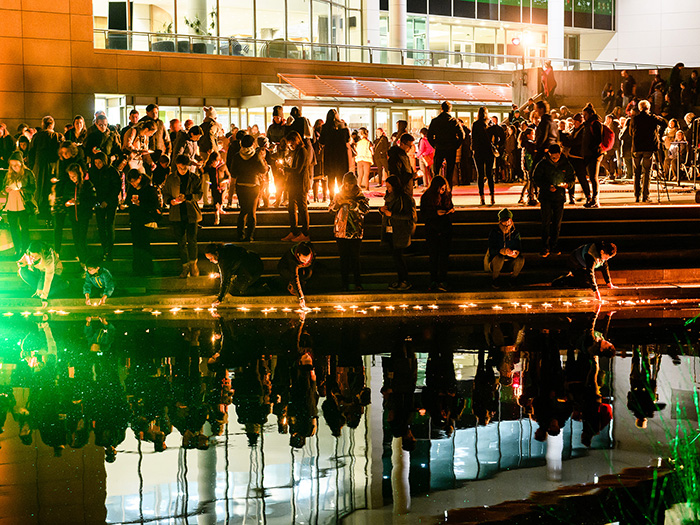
left=0, top=312, right=681, bottom=466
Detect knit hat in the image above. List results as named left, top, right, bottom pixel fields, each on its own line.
left=204, top=106, right=217, bottom=120
left=498, top=208, right=513, bottom=222
left=8, top=150, right=24, bottom=164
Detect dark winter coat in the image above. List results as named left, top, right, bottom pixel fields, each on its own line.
left=427, top=112, right=465, bottom=151
left=629, top=111, right=667, bottom=153
left=162, top=172, right=203, bottom=223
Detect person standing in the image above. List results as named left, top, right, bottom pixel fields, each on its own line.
left=162, top=155, right=203, bottom=278
left=125, top=169, right=159, bottom=276
left=282, top=131, right=312, bottom=242
left=420, top=175, right=454, bottom=292
left=355, top=128, right=373, bottom=190
left=203, top=150, right=230, bottom=225
left=121, top=120, right=157, bottom=173
left=372, top=128, right=390, bottom=187
left=29, top=116, right=62, bottom=221
left=230, top=134, right=267, bottom=241
left=84, top=114, right=121, bottom=166
left=319, top=109, right=351, bottom=198
left=388, top=133, right=416, bottom=195
left=472, top=107, right=496, bottom=205
left=139, top=104, right=171, bottom=165
left=620, top=70, right=637, bottom=110
left=90, top=152, right=122, bottom=261
left=329, top=172, right=370, bottom=292
left=267, top=106, right=289, bottom=207
left=560, top=113, right=590, bottom=205
left=581, top=103, right=604, bottom=207
left=1, top=151, right=37, bottom=258
left=417, top=127, right=435, bottom=187
left=380, top=175, right=416, bottom=291
left=532, top=144, right=575, bottom=258
left=120, top=109, right=140, bottom=143
left=198, top=106, right=223, bottom=157
left=64, top=116, right=87, bottom=147
left=541, top=60, right=558, bottom=108
left=427, top=101, right=465, bottom=181
left=486, top=208, right=524, bottom=288
left=533, top=100, right=559, bottom=165
left=54, top=163, right=96, bottom=264
left=629, top=100, right=667, bottom=203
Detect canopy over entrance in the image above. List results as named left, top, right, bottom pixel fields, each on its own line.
left=276, top=74, right=512, bottom=104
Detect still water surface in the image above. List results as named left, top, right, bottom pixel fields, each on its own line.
left=0, top=308, right=697, bottom=524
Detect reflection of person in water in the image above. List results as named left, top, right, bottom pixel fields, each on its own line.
left=322, top=348, right=371, bottom=437
left=423, top=325, right=465, bottom=437
left=0, top=386, right=15, bottom=445
left=530, top=330, right=572, bottom=442
left=472, top=347, right=500, bottom=426
left=382, top=333, right=418, bottom=451
left=627, top=345, right=665, bottom=429
left=84, top=316, right=116, bottom=353
left=126, top=358, right=174, bottom=452
left=170, top=329, right=210, bottom=450
left=91, top=355, right=130, bottom=462
left=231, top=354, right=273, bottom=447
left=287, top=313, right=320, bottom=448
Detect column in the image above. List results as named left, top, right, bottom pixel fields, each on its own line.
left=388, top=0, right=406, bottom=49
left=363, top=0, right=381, bottom=47
left=547, top=0, right=565, bottom=61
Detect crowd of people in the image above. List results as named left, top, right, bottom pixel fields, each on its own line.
left=3, top=71, right=697, bottom=305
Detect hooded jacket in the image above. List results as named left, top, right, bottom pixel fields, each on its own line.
left=532, top=155, right=576, bottom=203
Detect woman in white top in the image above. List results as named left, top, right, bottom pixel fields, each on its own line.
left=17, top=240, right=65, bottom=307
left=355, top=128, right=373, bottom=190
left=1, top=151, right=37, bottom=257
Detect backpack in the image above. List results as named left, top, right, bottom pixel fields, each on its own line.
left=600, top=123, right=615, bottom=152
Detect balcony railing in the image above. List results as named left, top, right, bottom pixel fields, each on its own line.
left=93, top=29, right=669, bottom=72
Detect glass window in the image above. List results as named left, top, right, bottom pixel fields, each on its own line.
left=214, top=108, right=231, bottom=134
left=180, top=107, right=202, bottom=126
left=220, top=0, right=254, bottom=40
left=338, top=107, right=372, bottom=131
left=256, top=0, right=285, bottom=40
left=474, top=27, right=496, bottom=55
left=532, top=0, right=547, bottom=24
left=375, top=109, right=390, bottom=138
left=247, top=108, right=266, bottom=132
left=500, top=0, right=521, bottom=22
left=407, top=109, right=426, bottom=134
left=347, top=9, right=362, bottom=46
left=429, top=0, right=451, bottom=16
left=476, top=0, right=498, bottom=20
left=313, top=1, right=331, bottom=43
left=95, top=94, right=127, bottom=127
left=574, top=0, right=592, bottom=28
left=593, top=0, right=612, bottom=30
left=454, top=0, right=475, bottom=18
left=304, top=107, right=334, bottom=128
left=132, top=1, right=175, bottom=33
left=288, top=0, right=311, bottom=41
left=331, top=4, right=346, bottom=45
left=178, top=0, right=217, bottom=36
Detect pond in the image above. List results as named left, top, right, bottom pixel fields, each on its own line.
left=0, top=306, right=698, bottom=524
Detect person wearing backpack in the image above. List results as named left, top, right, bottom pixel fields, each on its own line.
left=581, top=103, right=605, bottom=208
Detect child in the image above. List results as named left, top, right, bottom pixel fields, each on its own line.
left=83, top=256, right=115, bottom=305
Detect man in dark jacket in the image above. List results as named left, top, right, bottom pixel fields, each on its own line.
left=126, top=170, right=160, bottom=275
left=373, top=128, right=389, bottom=186
left=90, top=152, right=122, bottom=260
left=534, top=100, right=558, bottom=164
left=205, top=243, right=265, bottom=306
left=486, top=208, right=524, bottom=288
left=427, top=101, right=466, bottom=180
left=560, top=113, right=589, bottom=204
left=629, top=100, right=667, bottom=202
left=533, top=144, right=575, bottom=257
left=267, top=106, right=288, bottom=207
left=29, top=116, right=63, bottom=221
left=388, top=133, right=416, bottom=195
left=84, top=114, right=121, bottom=166
left=278, top=241, right=315, bottom=309
left=581, top=104, right=604, bottom=207
left=552, top=241, right=617, bottom=301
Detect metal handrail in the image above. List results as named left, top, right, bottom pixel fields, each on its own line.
left=93, top=29, right=671, bottom=71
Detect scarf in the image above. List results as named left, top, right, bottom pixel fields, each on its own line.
left=239, top=146, right=256, bottom=160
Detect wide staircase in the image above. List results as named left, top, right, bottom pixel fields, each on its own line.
left=2, top=203, right=700, bottom=299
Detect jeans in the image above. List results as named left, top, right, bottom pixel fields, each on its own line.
left=236, top=185, right=260, bottom=240
left=584, top=154, right=602, bottom=200
left=426, top=230, right=450, bottom=283
left=540, top=199, right=564, bottom=251
left=130, top=223, right=153, bottom=275
left=433, top=149, right=457, bottom=183
left=475, top=154, right=495, bottom=198
left=95, top=205, right=117, bottom=258
left=633, top=151, right=654, bottom=200
left=287, top=188, right=309, bottom=236
left=387, top=234, right=409, bottom=283
left=6, top=210, right=30, bottom=256
left=172, top=220, right=198, bottom=264
left=570, top=157, right=591, bottom=200
left=336, top=238, right=362, bottom=287
left=54, top=212, right=90, bottom=262
left=489, top=253, right=525, bottom=280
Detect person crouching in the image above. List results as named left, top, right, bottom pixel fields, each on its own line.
left=552, top=241, right=617, bottom=301
left=83, top=256, right=115, bottom=306
left=205, top=243, right=265, bottom=308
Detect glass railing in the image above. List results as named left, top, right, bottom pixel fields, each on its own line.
left=93, top=29, right=669, bottom=72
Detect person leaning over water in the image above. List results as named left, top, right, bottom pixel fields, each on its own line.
left=278, top=241, right=315, bottom=309
left=552, top=241, right=617, bottom=301
left=17, top=241, right=67, bottom=308
left=205, top=243, right=265, bottom=307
